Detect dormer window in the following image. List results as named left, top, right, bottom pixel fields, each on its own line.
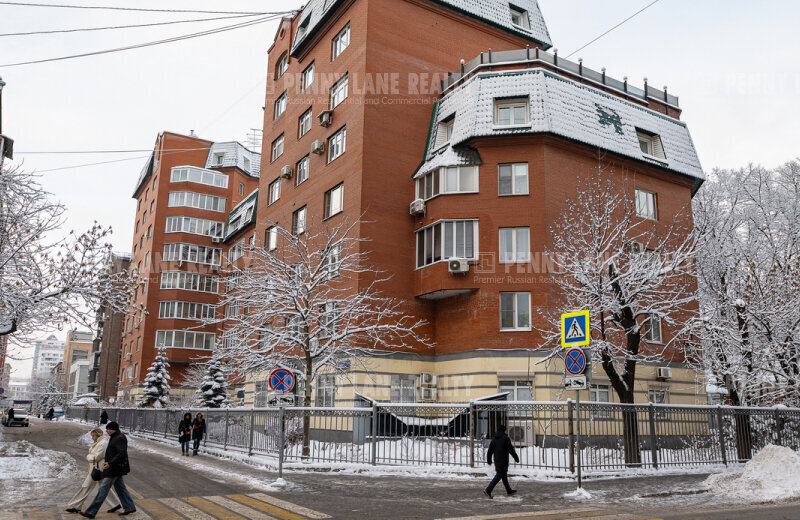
left=213, top=152, right=225, bottom=166
left=296, top=16, right=311, bottom=40
left=636, top=129, right=666, bottom=159
left=243, top=157, right=251, bottom=172
left=510, top=5, right=530, bottom=30
left=495, top=97, right=529, bottom=126
left=434, top=115, right=454, bottom=149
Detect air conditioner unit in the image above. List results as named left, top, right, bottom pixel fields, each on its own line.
left=409, top=198, right=426, bottom=216
left=123, top=353, right=132, bottom=361
left=657, top=367, right=673, bottom=379
left=311, top=139, right=325, bottom=155
left=280, top=165, right=293, bottom=179
left=318, top=109, right=333, bottom=127
left=211, top=237, right=222, bottom=244
left=507, top=420, right=534, bottom=445
left=419, top=372, right=437, bottom=387
left=448, top=258, right=469, bottom=274
left=626, top=241, right=643, bottom=254
left=419, top=387, right=437, bottom=402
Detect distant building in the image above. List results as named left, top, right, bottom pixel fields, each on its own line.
left=63, top=330, right=92, bottom=373
left=31, top=334, right=65, bottom=378
left=68, top=359, right=91, bottom=399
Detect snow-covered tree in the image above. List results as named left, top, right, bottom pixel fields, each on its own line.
left=540, top=162, right=697, bottom=464
left=692, top=161, right=800, bottom=408
left=0, top=165, right=142, bottom=346
left=139, top=345, right=170, bottom=408
left=198, top=357, right=231, bottom=408
left=207, top=219, right=432, bottom=455
left=30, top=373, right=67, bottom=413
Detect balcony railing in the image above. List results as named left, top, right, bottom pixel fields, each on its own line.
left=441, top=47, right=679, bottom=108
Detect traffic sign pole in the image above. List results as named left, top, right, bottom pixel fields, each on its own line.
left=561, top=310, right=591, bottom=490
left=576, top=392, right=583, bottom=488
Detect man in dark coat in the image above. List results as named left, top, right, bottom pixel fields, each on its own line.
left=99, top=410, right=108, bottom=425
left=5, top=408, right=13, bottom=426
left=484, top=424, right=520, bottom=498
left=80, top=422, right=136, bottom=518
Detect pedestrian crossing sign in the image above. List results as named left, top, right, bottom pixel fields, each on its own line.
left=561, top=310, right=590, bottom=347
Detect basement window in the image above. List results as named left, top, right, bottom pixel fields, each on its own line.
left=636, top=129, right=666, bottom=159
left=509, top=5, right=530, bottom=30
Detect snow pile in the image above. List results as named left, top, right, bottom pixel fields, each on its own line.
left=704, top=445, right=800, bottom=502
left=78, top=430, right=95, bottom=446
left=0, top=440, right=76, bottom=480
left=564, top=487, right=593, bottom=500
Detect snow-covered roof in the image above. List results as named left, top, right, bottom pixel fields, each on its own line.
left=417, top=69, right=704, bottom=184
left=291, top=0, right=551, bottom=55
left=224, top=189, right=259, bottom=242
left=205, top=142, right=261, bottom=178
left=414, top=144, right=481, bottom=177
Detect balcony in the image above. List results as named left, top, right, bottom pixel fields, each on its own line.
left=415, top=261, right=479, bottom=300
left=442, top=47, right=679, bottom=109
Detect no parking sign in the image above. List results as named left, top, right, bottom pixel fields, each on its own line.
left=269, top=369, right=295, bottom=394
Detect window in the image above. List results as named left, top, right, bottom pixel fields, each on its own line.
left=636, top=129, right=666, bottom=159
left=293, top=206, right=307, bottom=235
left=243, top=157, right=251, bottom=171
left=416, top=170, right=440, bottom=200
left=165, top=216, right=223, bottom=238
left=509, top=5, right=530, bottom=29
left=168, top=191, right=226, bottom=212
left=416, top=166, right=479, bottom=199
left=228, top=239, right=245, bottom=263
left=315, top=374, right=336, bottom=407
left=238, top=182, right=244, bottom=196
left=324, top=183, right=344, bottom=218
left=274, top=91, right=287, bottom=119
left=391, top=374, right=417, bottom=403
left=499, top=227, right=530, bottom=263
left=136, top=337, right=141, bottom=352
left=146, top=225, right=152, bottom=238
left=332, top=23, right=350, bottom=60
left=644, top=314, right=663, bottom=343
left=298, top=108, right=313, bottom=138
left=254, top=381, right=269, bottom=408
left=499, top=380, right=532, bottom=401
left=268, top=178, right=281, bottom=205
left=296, top=156, right=310, bottom=185
left=150, top=200, right=155, bottom=214
left=156, top=330, right=215, bottom=350
left=163, top=243, right=222, bottom=266
left=145, top=188, right=149, bottom=200
left=265, top=225, right=278, bottom=251
left=590, top=384, right=612, bottom=418
left=171, top=166, right=229, bottom=188
left=301, top=62, right=314, bottom=91
left=498, top=163, right=529, bottom=196
left=213, top=152, right=225, bottom=166
left=328, top=126, right=346, bottom=162
left=276, top=53, right=288, bottom=78
left=320, top=301, right=338, bottom=337
left=152, top=177, right=157, bottom=189
left=271, top=134, right=284, bottom=161
left=500, top=292, right=531, bottom=330
left=330, top=74, right=348, bottom=109
left=158, top=301, right=214, bottom=320
left=416, top=219, right=478, bottom=268
left=160, top=271, right=219, bottom=293
left=323, top=243, right=340, bottom=279
left=434, top=116, right=455, bottom=149
left=648, top=388, right=669, bottom=419
left=495, top=98, right=528, bottom=127
left=635, top=188, right=658, bottom=220
left=135, top=220, right=140, bottom=233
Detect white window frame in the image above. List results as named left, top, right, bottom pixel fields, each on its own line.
left=433, top=117, right=454, bottom=150
left=331, top=22, right=350, bottom=61
left=494, top=97, right=529, bottom=127
left=636, top=129, right=666, bottom=159
left=298, top=108, right=313, bottom=139
left=165, top=216, right=223, bottom=238
left=498, top=163, right=529, bottom=196
left=324, top=183, right=344, bottom=219
left=158, top=301, right=214, bottom=320
left=293, top=206, right=307, bottom=235
left=330, top=74, right=348, bottom=109
left=155, top=330, right=215, bottom=351
left=167, top=191, right=226, bottom=212
left=296, top=155, right=310, bottom=185
left=228, top=239, right=245, bottom=263
left=160, top=271, right=219, bottom=293
left=590, top=384, right=612, bottom=418
left=163, top=243, right=222, bottom=266
left=498, top=227, right=531, bottom=263
left=271, top=134, right=284, bottom=162
left=315, top=374, right=336, bottom=407
left=323, top=242, right=341, bottom=279
left=274, top=91, right=287, bottom=119
left=509, top=5, right=530, bottom=29
left=635, top=188, right=658, bottom=220
left=276, top=53, right=288, bottom=78
left=440, top=165, right=479, bottom=195
left=266, top=225, right=278, bottom=251
left=415, top=219, right=479, bottom=268
left=171, top=166, right=228, bottom=188
left=498, top=379, right=533, bottom=401
left=644, top=314, right=663, bottom=343
left=268, top=178, right=281, bottom=205
left=328, top=126, right=346, bottom=163
left=301, top=61, right=315, bottom=92
left=499, top=291, right=531, bottom=331
left=391, top=374, right=418, bottom=403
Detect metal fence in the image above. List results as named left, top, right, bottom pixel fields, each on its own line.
left=66, top=401, right=800, bottom=477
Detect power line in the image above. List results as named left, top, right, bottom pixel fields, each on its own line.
left=565, top=0, right=663, bottom=59
left=0, top=1, right=282, bottom=15
left=0, top=14, right=286, bottom=67
left=17, top=147, right=216, bottom=154
left=0, top=13, right=266, bottom=37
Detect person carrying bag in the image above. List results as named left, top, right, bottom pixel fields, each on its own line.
left=64, top=428, right=121, bottom=514
left=178, top=413, right=193, bottom=456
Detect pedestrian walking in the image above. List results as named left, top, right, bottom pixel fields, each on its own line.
left=79, top=421, right=136, bottom=518
left=46, top=407, right=55, bottom=421
left=99, top=410, right=108, bottom=425
left=178, top=412, right=192, bottom=456
left=191, top=412, right=206, bottom=456
left=484, top=424, right=519, bottom=499
left=65, top=428, right=121, bottom=514
left=5, top=407, right=14, bottom=426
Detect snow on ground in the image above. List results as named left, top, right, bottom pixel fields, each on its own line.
left=704, top=445, right=800, bottom=502
left=564, top=487, right=593, bottom=500
left=78, top=429, right=95, bottom=446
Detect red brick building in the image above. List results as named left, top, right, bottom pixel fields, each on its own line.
left=118, top=132, right=260, bottom=402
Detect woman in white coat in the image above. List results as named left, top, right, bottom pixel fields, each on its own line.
left=65, top=428, right=121, bottom=514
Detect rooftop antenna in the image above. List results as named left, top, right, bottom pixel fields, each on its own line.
left=189, top=129, right=197, bottom=137
left=246, top=128, right=262, bottom=151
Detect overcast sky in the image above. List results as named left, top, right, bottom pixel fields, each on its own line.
left=3, top=0, right=799, bottom=380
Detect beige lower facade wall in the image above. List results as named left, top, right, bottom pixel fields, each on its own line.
left=240, top=350, right=707, bottom=408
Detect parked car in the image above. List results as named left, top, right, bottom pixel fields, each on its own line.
left=52, top=407, right=64, bottom=419
left=6, top=409, right=30, bottom=427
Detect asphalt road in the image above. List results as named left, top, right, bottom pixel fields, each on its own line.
left=2, top=419, right=799, bottom=520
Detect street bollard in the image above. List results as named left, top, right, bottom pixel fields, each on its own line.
left=248, top=408, right=256, bottom=456
left=278, top=407, right=286, bottom=479
left=469, top=403, right=475, bottom=468
left=370, top=404, right=377, bottom=466
left=223, top=408, right=230, bottom=450
left=648, top=403, right=659, bottom=469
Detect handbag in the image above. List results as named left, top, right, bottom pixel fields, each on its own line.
left=91, top=459, right=103, bottom=481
